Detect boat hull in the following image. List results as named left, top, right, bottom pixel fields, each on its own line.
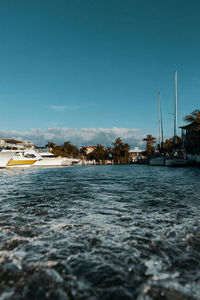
left=150, top=157, right=165, bottom=166
left=195, top=156, right=200, bottom=165
left=0, top=150, right=16, bottom=167
left=165, top=159, right=187, bottom=167
left=34, top=157, right=73, bottom=166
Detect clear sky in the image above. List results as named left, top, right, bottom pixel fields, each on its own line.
left=0, top=0, right=200, bottom=147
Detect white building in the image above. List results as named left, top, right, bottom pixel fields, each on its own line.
left=0, top=138, right=36, bottom=150
left=129, top=147, right=144, bottom=162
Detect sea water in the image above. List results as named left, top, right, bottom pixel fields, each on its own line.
left=0, top=165, right=200, bottom=299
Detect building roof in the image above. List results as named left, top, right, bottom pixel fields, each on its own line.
left=0, top=138, right=37, bottom=147
left=86, top=146, right=96, bottom=149
left=129, top=147, right=144, bottom=153
left=180, top=123, right=200, bottom=129
left=0, top=138, right=23, bottom=144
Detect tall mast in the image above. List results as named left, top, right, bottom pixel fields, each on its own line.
left=158, top=91, right=161, bottom=146
left=161, top=111, right=164, bottom=147
left=174, top=70, right=178, bottom=143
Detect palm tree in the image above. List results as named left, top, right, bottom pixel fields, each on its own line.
left=105, top=146, right=113, bottom=160
left=79, top=146, right=87, bottom=159
left=184, top=109, right=200, bottom=125
left=163, top=136, right=182, bottom=154
left=93, top=144, right=106, bottom=162
left=143, top=135, right=156, bottom=158
left=46, top=141, right=55, bottom=152
left=112, top=137, right=130, bottom=164
left=63, top=141, right=79, bottom=158
left=112, top=137, right=123, bottom=147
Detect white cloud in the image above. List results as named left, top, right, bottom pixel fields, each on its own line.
left=0, top=127, right=145, bottom=149
left=49, top=105, right=80, bottom=111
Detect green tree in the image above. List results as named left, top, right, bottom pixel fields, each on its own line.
left=63, top=141, right=79, bottom=158
left=53, top=148, right=64, bottom=157
left=143, top=135, right=156, bottom=158
left=79, top=146, right=87, bottom=159
left=184, top=109, right=200, bottom=142
left=184, top=109, right=200, bottom=125
left=46, top=141, right=55, bottom=152
left=112, top=138, right=130, bottom=164
left=163, top=136, right=182, bottom=154
left=105, top=146, right=113, bottom=160
left=163, top=138, right=174, bottom=154
left=92, top=144, right=106, bottom=162
left=52, top=141, right=79, bottom=158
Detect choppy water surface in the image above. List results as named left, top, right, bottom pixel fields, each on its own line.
left=0, top=165, right=200, bottom=300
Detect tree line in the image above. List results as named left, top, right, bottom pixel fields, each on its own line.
left=46, top=109, right=200, bottom=162
left=46, top=137, right=130, bottom=164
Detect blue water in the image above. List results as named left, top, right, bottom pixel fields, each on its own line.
left=0, top=165, right=200, bottom=299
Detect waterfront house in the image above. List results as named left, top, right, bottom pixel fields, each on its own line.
left=0, top=138, right=36, bottom=150
left=129, top=147, right=145, bottom=163
left=180, top=123, right=200, bottom=155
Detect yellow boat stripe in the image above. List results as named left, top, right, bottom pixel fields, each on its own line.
left=7, top=160, right=37, bottom=166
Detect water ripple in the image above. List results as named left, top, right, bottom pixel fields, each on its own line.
left=0, top=165, right=200, bottom=299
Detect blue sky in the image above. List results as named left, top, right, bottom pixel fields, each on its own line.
left=0, top=0, right=200, bottom=147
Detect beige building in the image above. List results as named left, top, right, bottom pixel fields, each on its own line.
left=86, top=146, right=96, bottom=155
left=0, top=138, right=35, bottom=150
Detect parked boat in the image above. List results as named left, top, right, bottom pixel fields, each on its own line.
left=0, top=149, right=17, bottom=168
left=6, top=149, right=42, bottom=168
left=165, top=71, right=188, bottom=167
left=33, top=151, right=81, bottom=166
left=165, top=150, right=188, bottom=167
left=150, top=156, right=165, bottom=166
left=165, top=158, right=187, bottom=167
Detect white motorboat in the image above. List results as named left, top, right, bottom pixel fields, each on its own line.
left=0, top=149, right=17, bottom=168
left=33, top=152, right=81, bottom=166
left=6, top=149, right=42, bottom=168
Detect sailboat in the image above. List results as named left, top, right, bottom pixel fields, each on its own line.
left=165, top=71, right=187, bottom=167
left=150, top=91, right=165, bottom=166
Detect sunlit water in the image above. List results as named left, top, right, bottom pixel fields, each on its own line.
left=0, top=165, right=200, bottom=300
